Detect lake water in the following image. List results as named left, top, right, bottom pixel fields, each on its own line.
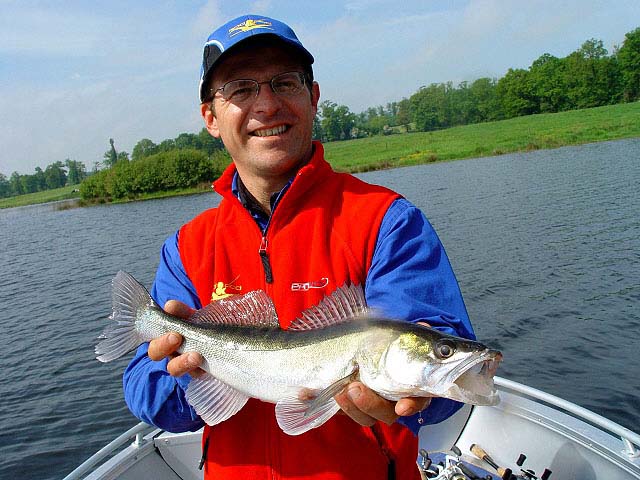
left=1, top=138, right=638, bottom=479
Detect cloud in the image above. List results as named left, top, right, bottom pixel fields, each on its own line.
left=308, top=0, right=640, bottom=112
left=2, top=0, right=639, bottom=174
left=192, top=0, right=225, bottom=38
left=250, top=0, right=273, bottom=14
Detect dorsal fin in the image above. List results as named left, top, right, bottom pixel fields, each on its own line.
left=288, top=284, right=369, bottom=331
left=189, top=290, right=279, bottom=327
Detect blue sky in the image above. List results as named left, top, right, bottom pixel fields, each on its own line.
left=1, top=0, right=639, bottom=175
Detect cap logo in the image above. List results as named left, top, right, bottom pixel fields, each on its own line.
left=229, top=18, right=273, bottom=37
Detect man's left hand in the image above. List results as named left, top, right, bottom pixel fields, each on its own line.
left=334, top=381, right=431, bottom=426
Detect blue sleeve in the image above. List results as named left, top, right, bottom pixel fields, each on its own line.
left=122, top=231, right=204, bottom=432
left=365, top=198, right=475, bottom=433
left=151, top=231, right=202, bottom=310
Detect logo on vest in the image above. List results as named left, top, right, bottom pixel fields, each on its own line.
left=211, top=277, right=242, bottom=301
left=290, top=277, right=329, bottom=292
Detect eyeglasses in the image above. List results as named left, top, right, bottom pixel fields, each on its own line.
left=212, top=71, right=308, bottom=105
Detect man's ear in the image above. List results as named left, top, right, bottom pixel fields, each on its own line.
left=200, top=103, right=220, bottom=138
left=311, top=81, right=320, bottom=116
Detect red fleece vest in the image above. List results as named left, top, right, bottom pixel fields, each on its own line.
left=178, top=142, right=420, bottom=480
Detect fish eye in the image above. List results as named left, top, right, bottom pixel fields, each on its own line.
left=435, top=340, right=456, bottom=359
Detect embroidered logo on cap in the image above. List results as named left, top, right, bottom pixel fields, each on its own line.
left=229, top=18, right=273, bottom=37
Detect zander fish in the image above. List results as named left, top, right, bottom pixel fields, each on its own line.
left=96, top=271, right=502, bottom=435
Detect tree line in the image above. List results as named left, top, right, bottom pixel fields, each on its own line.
left=315, top=27, right=640, bottom=140
left=0, top=159, right=87, bottom=198
left=2, top=26, right=638, bottom=200
left=0, top=128, right=225, bottom=199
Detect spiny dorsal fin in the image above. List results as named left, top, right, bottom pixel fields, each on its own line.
left=288, top=284, right=369, bottom=331
left=189, top=290, right=279, bottom=327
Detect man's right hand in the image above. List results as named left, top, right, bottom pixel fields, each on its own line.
left=147, top=299, right=205, bottom=378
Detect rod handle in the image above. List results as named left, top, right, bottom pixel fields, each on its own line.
left=470, top=444, right=511, bottom=478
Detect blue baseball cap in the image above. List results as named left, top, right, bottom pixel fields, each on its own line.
left=199, top=15, right=314, bottom=102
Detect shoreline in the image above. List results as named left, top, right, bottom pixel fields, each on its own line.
left=2, top=102, right=638, bottom=210
left=3, top=136, right=637, bottom=211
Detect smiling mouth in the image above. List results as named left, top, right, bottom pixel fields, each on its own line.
left=252, top=125, right=289, bottom=137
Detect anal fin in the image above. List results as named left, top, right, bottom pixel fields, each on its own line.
left=275, top=370, right=356, bottom=435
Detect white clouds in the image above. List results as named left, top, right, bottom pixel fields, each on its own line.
left=312, top=0, right=640, bottom=111
left=192, top=0, right=225, bottom=39
left=0, top=2, right=212, bottom=174
left=250, top=0, right=273, bottom=14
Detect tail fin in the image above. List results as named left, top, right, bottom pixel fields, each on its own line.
left=95, top=271, right=150, bottom=362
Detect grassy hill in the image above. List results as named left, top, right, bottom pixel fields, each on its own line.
left=0, top=185, right=80, bottom=209
left=323, top=101, right=640, bottom=172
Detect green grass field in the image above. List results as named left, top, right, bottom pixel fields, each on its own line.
left=2, top=101, right=638, bottom=209
left=324, top=101, right=640, bottom=172
left=0, top=185, right=81, bottom=209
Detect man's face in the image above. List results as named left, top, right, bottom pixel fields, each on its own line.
left=202, top=43, right=320, bottom=183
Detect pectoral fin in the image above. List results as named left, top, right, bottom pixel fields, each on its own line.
left=275, top=371, right=356, bottom=435
left=186, top=373, right=249, bottom=426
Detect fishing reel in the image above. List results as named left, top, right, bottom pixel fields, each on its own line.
left=419, top=448, right=489, bottom=480
left=418, top=444, right=553, bottom=480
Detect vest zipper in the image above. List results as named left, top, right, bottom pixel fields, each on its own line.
left=370, top=424, right=396, bottom=480
left=259, top=236, right=274, bottom=284
left=198, top=432, right=210, bottom=470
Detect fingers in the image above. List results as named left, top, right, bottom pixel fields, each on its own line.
left=147, top=300, right=201, bottom=377
left=395, top=396, right=431, bottom=417
left=164, top=299, right=195, bottom=319
left=166, top=351, right=205, bottom=377
left=147, top=332, right=204, bottom=377
left=335, top=382, right=433, bottom=426
left=334, top=382, right=399, bottom=426
left=148, top=332, right=183, bottom=361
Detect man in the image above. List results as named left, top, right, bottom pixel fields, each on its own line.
left=123, top=14, right=475, bottom=480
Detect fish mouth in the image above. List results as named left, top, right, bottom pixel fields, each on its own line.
left=441, top=350, right=502, bottom=406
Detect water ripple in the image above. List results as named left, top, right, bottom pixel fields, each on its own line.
left=1, top=139, right=639, bottom=479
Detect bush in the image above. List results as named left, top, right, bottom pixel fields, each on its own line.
left=80, top=149, right=230, bottom=201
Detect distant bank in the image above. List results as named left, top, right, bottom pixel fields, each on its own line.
left=2, top=101, right=638, bottom=210
left=323, top=101, right=640, bottom=172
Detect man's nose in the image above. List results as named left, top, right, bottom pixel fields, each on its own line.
left=252, top=82, right=281, bottom=113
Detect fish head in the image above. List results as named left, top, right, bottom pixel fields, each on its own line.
left=380, top=327, right=502, bottom=406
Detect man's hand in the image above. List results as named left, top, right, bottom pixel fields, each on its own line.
left=334, top=320, right=432, bottom=426
left=334, top=382, right=431, bottom=426
left=147, top=300, right=205, bottom=378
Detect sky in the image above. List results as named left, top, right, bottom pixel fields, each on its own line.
left=1, top=0, right=639, bottom=175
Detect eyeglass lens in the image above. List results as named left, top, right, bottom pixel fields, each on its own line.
left=217, top=72, right=306, bottom=103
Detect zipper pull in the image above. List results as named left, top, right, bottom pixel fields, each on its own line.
left=259, top=236, right=274, bottom=284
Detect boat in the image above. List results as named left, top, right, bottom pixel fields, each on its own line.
left=63, top=376, right=640, bottom=480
